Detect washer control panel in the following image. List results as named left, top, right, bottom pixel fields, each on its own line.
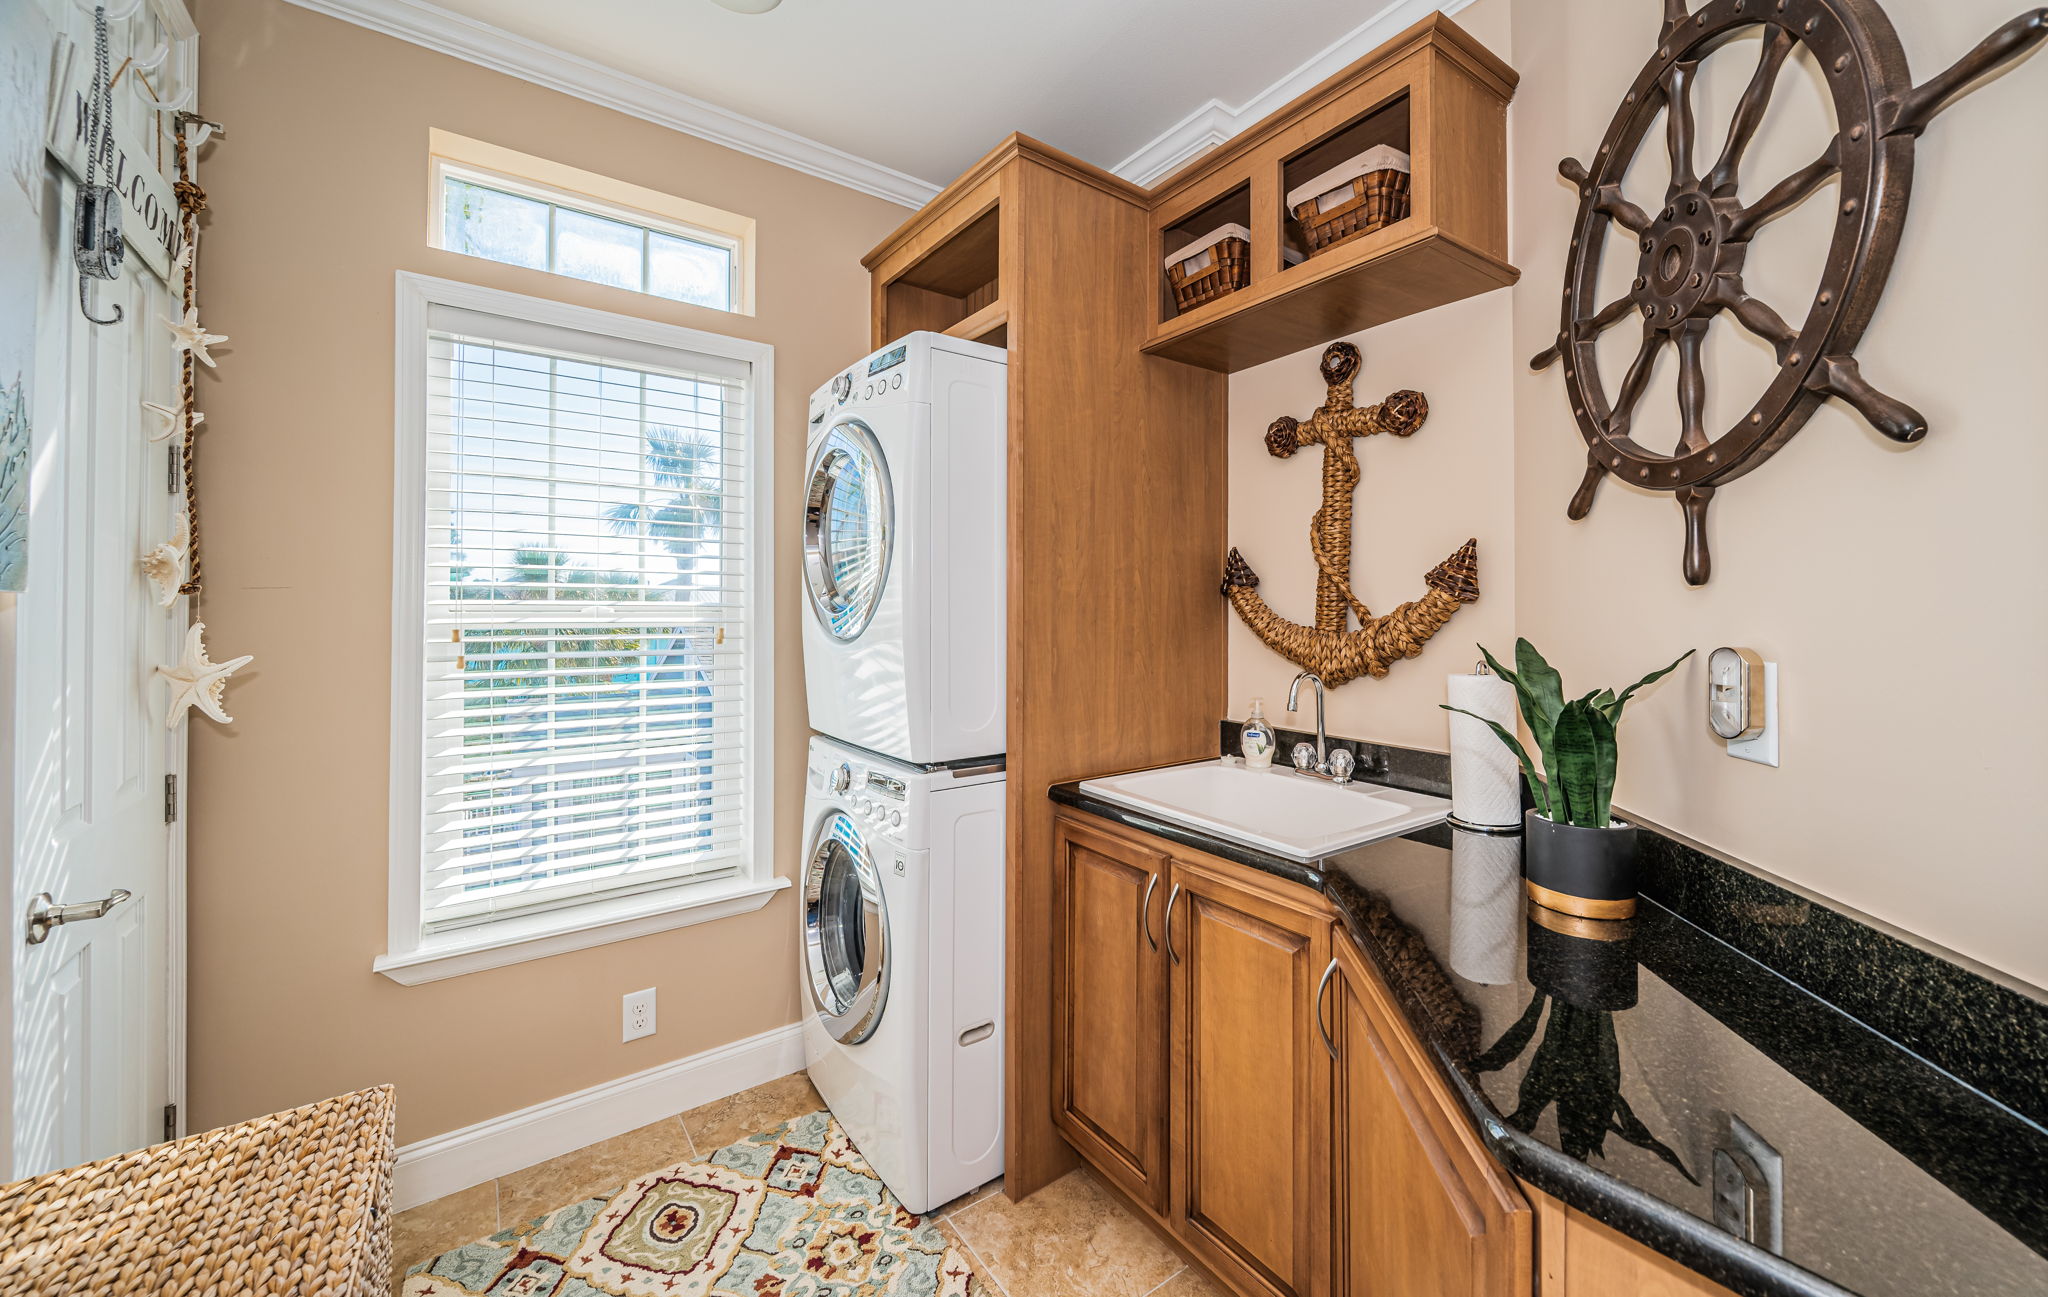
left=820, top=342, right=916, bottom=414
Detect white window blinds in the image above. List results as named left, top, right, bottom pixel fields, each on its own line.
left=416, top=303, right=755, bottom=931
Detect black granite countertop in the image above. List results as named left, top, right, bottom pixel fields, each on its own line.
left=1050, top=761, right=2048, bottom=1297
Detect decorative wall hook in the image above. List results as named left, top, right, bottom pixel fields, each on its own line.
left=73, top=4, right=125, bottom=326
left=1531, top=0, right=2048, bottom=585
left=1222, top=341, right=1479, bottom=687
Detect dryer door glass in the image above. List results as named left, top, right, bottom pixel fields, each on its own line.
left=804, top=811, right=890, bottom=1044
left=803, top=420, right=893, bottom=641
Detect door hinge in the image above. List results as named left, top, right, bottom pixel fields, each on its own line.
left=167, top=445, right=179, bottom=494
left=163, top=773, right=177, bottom=824
left=162, top=1103, right=178, bottom=1142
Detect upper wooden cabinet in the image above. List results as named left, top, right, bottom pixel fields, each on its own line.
left=1144, top=14, right=1517, bottom=372
left=1330, top=934, right=1530, bottom=1297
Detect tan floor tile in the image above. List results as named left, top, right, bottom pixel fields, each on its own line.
left=1144, top=1265, right=1229, bottom=1297
left=949, top=1168, right=1184, bottom=1297
left=496, top=1118, right=696, bottom=1227
left=679, top=1071, right=826, bottom=1153
left=391, top=1181, right=497, bottom=1283
left=935, top=1176, right=1005, bottom=1218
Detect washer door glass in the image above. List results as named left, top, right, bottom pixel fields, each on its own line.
left=803, top=421, right=893, bottom=641
left=804, top=811, right=890, bottom=1044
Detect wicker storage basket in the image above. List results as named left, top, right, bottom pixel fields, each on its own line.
left=1288, top=145, right=1412, bottom=254
left=1165, top=223, right=1253, bottom=313
left=0, top=1085, right=396, bottom=1297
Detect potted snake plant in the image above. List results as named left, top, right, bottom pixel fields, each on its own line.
left=1443, top=640, right=1691, bottom=918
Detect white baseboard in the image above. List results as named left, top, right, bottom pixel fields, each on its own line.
left=393, top=1021, right=806, bottom=1212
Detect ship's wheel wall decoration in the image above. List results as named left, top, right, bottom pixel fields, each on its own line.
left=1531, top=0, right=2047, bottom=585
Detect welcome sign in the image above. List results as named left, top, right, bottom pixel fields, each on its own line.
left=43, top=39, right=180, bottom=282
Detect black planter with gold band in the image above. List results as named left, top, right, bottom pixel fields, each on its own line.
left=1523, top=810, right=1639, bottom=919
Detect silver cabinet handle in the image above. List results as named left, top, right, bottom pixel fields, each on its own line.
left=26, top=888, right=132, bottom=946
left=1315, top=957, right=1340, bottom=1061
left=1163, top=883, right=1183, bottom=964
left=1140, top=874, right=1158, bottom=951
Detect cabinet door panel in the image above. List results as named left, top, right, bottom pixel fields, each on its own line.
left=1333, top=938, right=1529, bottom=1297
left=1172, top=861, right=1330, bottom=1297
left=1052, top=815, right=1170, bottom=1212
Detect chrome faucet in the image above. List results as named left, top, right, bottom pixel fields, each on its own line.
left=1287, top=670, right=1330, bottom=771
left=1286, top=670, right=1364, bottom=785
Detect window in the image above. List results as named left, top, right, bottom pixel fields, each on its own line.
left=381, top=274, right=779, bottom=983
left=427, top=132, right=755, bottom=315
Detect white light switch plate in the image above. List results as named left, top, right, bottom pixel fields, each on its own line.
left=1728, top=662, right=1778, bottom=767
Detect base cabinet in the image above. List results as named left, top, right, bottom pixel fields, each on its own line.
left=1532, top=1189, right=1736, bottom=1297
left=1329, top=939, right=1530, bottom=1297
left=1052, top=809, right=1538, bottom=1297
left=1050, top=815, right=1172, bottom=1213
left=1170, top=858, right=1332, bottom=1297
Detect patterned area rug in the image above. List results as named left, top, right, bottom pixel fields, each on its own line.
left=403, top=1111, right=988, bottom=1297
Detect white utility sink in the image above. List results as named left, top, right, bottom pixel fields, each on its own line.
left=1079, top=758, right=1449, bottom=862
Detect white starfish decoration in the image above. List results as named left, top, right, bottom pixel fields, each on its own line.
left=141, top=511, right=190, bottom=607
left=155, top=621, right=252, bottom=727
left=141, top=400, right=203, bottom=443
left=162, top=307, right=227, bottom=367
left=175, top=240, right=194, bottom=272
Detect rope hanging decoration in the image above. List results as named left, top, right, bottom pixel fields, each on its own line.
left=171, top=118, right=208, bottom=595
left=1221, top=341, right=1478, bottom=688
left=144, top=113, right=252, bottom=730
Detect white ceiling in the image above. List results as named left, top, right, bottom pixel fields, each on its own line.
left=370, top=0, right=1455, bottom=193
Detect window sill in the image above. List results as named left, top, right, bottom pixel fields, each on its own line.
left=375, top=875, right=791, bottom=986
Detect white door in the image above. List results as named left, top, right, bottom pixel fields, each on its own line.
left=5, top=0, right=195, bottom=1179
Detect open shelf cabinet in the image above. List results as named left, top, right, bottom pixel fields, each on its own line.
left=1144, top=14, right=1517, bottom=372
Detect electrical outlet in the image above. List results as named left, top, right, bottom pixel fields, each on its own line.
left=622, top=987, right=657, bottom=1043
left=1712, top=1114, right=1784, bottom=1253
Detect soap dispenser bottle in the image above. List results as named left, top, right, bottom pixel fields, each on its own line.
left=1241, top=699, right=1277, bottom=770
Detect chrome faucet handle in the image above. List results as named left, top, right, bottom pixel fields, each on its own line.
left=1291, top=742, right=1319, bottom=772
left=1327, top=748, right=1355, bottom=785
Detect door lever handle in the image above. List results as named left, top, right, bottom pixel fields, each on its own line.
left=26, top=888, right=132, bottom=945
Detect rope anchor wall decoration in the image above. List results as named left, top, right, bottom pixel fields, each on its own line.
left=1222, top=341, right=1478, bottom=688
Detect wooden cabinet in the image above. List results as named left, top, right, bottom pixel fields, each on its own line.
left=1051, top=814, right=1172, bottom=1213
left=1170, top=857, right=1333, bottom=1297
left=1142, top=13, right=1517, bottom=372
left=866, top=139, right=1229, bottom=1200
left=1329, top=937, right=1530, bottom=1297
left=1531, top=1189, right=1736, bottom=1297
left=1051, top=814, right=1334, bottom=1297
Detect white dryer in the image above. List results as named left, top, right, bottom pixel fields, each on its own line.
left=802, top=333, right=1006, bottom=766
left=799, top=734, right=1004, bottom=1214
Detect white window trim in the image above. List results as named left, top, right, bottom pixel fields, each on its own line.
left=378, top=272, right=782, bottom=986
left=428, top=129, right=757, bottom=316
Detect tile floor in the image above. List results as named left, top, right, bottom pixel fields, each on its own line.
left=390, top=1071, right=1225, bottom=1297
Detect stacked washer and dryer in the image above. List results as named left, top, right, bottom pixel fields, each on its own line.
left=798, top=332, right=1007, bottom=1214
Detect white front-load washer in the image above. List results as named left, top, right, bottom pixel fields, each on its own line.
left=799, top=734, right=1004, bottom=1214
left=802, top=332, right=1006, bottom=766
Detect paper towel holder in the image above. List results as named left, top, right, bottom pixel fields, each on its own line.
left=1448, top=658, right=1524, bottom=836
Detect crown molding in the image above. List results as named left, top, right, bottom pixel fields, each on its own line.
left=278, top=0, right=942, bottom=208
left=1111, top=0, right=1480, bottom=188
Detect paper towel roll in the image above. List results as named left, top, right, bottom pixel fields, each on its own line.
left=1449, top=829, right=1522, bottom=985
left=1448, top=671, right=1521, bottom=827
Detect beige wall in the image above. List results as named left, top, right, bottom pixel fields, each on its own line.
left=1231, top=0, right=2048, bottom=988
left=187, top=0, right=906, bottom=1142
left=1225, top=288, right=1518, bottom=750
